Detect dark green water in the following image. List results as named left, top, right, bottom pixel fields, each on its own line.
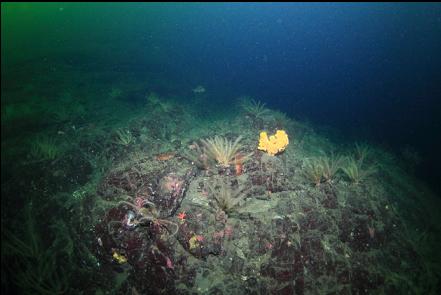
left=2, top=3, right=441, bottom=294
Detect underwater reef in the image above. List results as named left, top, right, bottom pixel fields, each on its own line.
left=2, top=62, right=441, bottom=295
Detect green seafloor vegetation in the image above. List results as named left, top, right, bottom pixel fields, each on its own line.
left=1, top=60, right=441, bottom=294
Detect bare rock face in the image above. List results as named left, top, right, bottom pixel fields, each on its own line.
left=152, top=170, right=195, bottom=218
left=159, top=174, right=183, bottom=195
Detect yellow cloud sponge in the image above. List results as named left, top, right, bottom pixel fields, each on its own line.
left=258, top=130, right=289, bottom=156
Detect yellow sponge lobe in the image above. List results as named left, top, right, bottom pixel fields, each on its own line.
left=258, top=130, right=289, bottom=156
